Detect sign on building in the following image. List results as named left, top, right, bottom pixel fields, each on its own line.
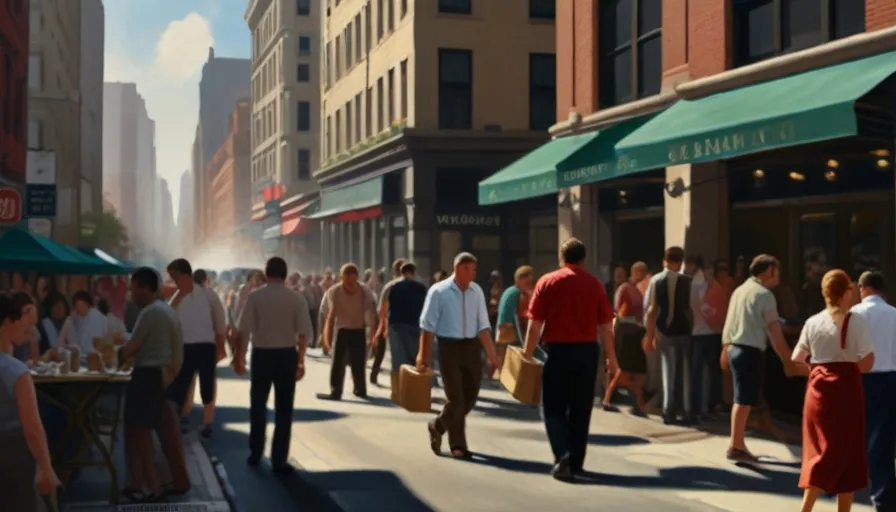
left=25, top=184, right=57, bottom=217
left=0, top=188, right=23, bottom=225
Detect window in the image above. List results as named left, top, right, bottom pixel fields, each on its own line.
left=297, top=149, right=311, bottom=180
left=377, top=0, right=384, bottom=40
left=324, top=42, right=331, bottom=89
left=297, top=0, right=310, bottom=15
left=387, top=0, right=394, bottom=31
left=335, top=109, right=342, bottom=151
left=733, top=0, right=865, bottom=67
left=400, top=59, right=408, bottom=120
left=387, top=68, right=395, bottom=125
left=376, top=77, right=384, bottom=132
left=439, top=0, right=471, bottom=14
left=438, top=49, right=472, bottom=130
left=297, top=64, right=310, bottom=82
left=345, top=27, right=353, bottom=68
left=297, top=101, right=311, bottom=131
left=529, top=54, right=556, bottom=131
left=401, top=0, right=408, bottom=17
left=529, top=0, right=555, bottom=19
left=365, top=87, right=373, bottom=137
left=354, top=93, right=362, bottom=142
left=335, top=36, right=342, bottom=78
left=365, top=4, right=372, bottom=51
left=28, top=54, right=43, bottom=90
left=355, top=14, right=362, bottom=58
left=325, top=115, right=332, bottom=156
left=345, top=101, right=353, bottom=146
left=298, top=36, right=311, bottom=54
left=598, top=0, right=662, bottom=108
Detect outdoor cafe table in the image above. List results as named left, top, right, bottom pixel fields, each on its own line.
left=33, top=370, right=131, bottom=504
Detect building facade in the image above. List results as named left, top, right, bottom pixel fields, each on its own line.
left=79, top=0, right=104, bottom=217
left=245, top=0, right=323, bottom=266
left=0, top=0, right=29, bottom=185
left=28, top=0, right=83, bottom=244
left=207, top=99, right=252, bottom=243
left=177, top=169, right=193, bottom=256
left=311, top=0, right=556, bottom=280
left=191, top=49, right=251, bottom=251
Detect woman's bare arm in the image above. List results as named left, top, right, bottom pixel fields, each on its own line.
left=14, top=373, right=53, bottom=471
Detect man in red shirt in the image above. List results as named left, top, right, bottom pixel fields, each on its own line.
left=523, top=237, right=617, bottom=481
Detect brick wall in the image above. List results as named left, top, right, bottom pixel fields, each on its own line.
left=684, top=0, right=730, bottom=80
left=556, top=0, right=598, bottom=119
left=868, top=0, right=896, bottom=31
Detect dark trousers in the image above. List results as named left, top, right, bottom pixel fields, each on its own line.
left=864, top=371, right=896, bottom=509
left=330, top=329, right=367, bottom=396
left=309, top=309, right=319, bottom=344
left=370, top=332, right=387, bottom=376
left=166, top=342, right=217, bottom=408
left=542, top=342, right=599, bottom=471
left=690, top=334, right=723, bottom=414
left=249, top=347, right=297, bottom=466
left=435, top=338, right=482, bottom=450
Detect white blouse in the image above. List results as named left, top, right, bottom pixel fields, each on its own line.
left=793, top=311, right=874, bottom=364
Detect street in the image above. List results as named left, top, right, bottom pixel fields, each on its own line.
left=199, top=350, right=874, bottom=512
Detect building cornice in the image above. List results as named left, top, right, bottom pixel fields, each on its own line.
left=244, top=0, right=271, bottom=29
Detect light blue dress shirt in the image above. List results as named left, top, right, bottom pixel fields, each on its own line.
left=419, top=276, right=491, bottom=339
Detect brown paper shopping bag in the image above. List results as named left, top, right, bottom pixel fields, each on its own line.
left=398, top=364, right=434, bottom=413
left=500, top=345, right=543, bottom=405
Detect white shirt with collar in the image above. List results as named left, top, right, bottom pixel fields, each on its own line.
left=850, top=294, right=896, bottom=373
left=169, top=286, right=226, bottom=345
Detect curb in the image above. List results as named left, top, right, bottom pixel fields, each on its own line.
left=209, top=456, right=241, bottom=512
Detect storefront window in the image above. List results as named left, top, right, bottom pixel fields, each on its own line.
left=849, top=212, right=885, bottom=279
left=598, top=0, right=662, bottom=108
left=440, top=231, right=462, bottom=272
left=799, top=213, right=835, bottom=317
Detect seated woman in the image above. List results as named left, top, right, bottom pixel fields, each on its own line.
left=58, top=290, right=108, bottom=357
left=0, top=292, right=61, bottom=510
left=37, top=293, right=70, bottom=355
left=792, top=269, right=875, bottom=512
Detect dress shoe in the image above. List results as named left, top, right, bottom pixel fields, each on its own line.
left=551, top=455, right=573, bottom=482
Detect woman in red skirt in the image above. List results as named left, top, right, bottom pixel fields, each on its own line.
left=792, top=269, right=875, bottom=512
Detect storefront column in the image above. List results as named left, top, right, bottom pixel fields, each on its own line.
left=320, top=221, right=329, bottom=268
left=664, top=162, right=730, bottom=262
left=407, top=166, right=434, bottom=279
left=368, top=219, right=378, bottom=273
left=557, top=184, right=605, bottom=276
left=358, top=220, right=368, bottom=270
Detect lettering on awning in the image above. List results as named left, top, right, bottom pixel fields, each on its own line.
left=667, top=121, right=797, bottom=164
left=436, top=214, right=501, bottom=227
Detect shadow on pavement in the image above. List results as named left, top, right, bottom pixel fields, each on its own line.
left=212, top=404, right=347, bottom=424
left=300, top=468, right=438, bottom=512
left=499, top=427, right=648, bottom=447
left=472, top=395, right=541, bottom=422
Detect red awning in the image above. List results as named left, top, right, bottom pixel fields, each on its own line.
left=281, top=216, right=312, bottom=236
left=333, top=207, right=382, bottom=223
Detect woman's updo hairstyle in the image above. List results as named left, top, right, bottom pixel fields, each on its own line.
left=822, top=269, right=851, bottom=309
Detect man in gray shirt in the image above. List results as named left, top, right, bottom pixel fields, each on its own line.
left=235, top=257, right=312, bottom=474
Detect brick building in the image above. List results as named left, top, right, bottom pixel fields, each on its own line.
left=0, top=0, right=29, bottom=184
left=476, top=1, right=896, bottom=415
left=207, top=99, right=252, bottom=243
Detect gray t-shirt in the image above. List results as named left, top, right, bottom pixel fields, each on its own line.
left=0, top=353, right=29, bottom=433
left=129, top=300, right=181, bottom=368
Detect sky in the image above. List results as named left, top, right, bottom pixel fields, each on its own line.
left=103, top=0, right=250, bottom=223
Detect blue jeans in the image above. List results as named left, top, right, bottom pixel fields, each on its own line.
left=388, top=323, right=420, bottom=373
left=690, top=334, right=723, bottom=414
left=864, top=371, right=896, bottom=509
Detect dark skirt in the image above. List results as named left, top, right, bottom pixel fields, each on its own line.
left=0, top=430, right=38, bottom=511
left=615, top=321, right=647, bottom=374
left=800, top=362, right=868, bottom=493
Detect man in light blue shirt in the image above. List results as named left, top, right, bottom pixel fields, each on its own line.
left=417, top=252, right=501, bottom=459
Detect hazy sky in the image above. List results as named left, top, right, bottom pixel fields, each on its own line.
left=104, top=0, right=250, bottom=222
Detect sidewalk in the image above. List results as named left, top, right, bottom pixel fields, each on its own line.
left=60, top=430, right=230, bottom=512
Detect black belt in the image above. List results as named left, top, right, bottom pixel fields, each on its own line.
left=437, top=337, right=477, bottom=343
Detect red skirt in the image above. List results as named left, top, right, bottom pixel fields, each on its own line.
left=799, top=362, right=868, bottom=493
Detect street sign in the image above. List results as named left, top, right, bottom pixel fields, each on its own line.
left=25, top=184, right=57, bottom=217
left=0, top=187, right=23, bottom=225
left=27, top=218, right=52, bottom=238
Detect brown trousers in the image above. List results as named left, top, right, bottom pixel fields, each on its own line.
left=435, top=338, right=482, bottom=450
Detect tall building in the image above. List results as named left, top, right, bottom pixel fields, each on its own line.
left=191, top=49, right=251, bottom=250
left=314, top=0, right=555, bottom=279
left=207, top=99, right=251, bottom=243
left=154, top=176, right=175, bottom=260
left=0, top=0, right=29, bottom=185
left=245, top=0, right=322, bottom=205
left=79, top=0, right=104, bottom=217
left=177, top=169, right=193, bottom=255
left=103, top=82, right=155, bottom=254
left=28, top=0, right=83, bottom=245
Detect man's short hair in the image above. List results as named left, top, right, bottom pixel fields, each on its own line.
left=749, top=254, right=779, bottom=277
left=167, top=258, right=192, bottom=276
left=392, top=258, right=406, bottom=276
left=265, top=257, right=288, bottom=279
left=453, top=252, right=477, bottom=267
left=193, top=269, right=208, bottom=285
left=132, top=266, right=160, bottom=293
left=514, top=265, right=534, bottom=281
left=340, top=263, right=359, bottom=276
left=559, top=238, right=587, bottom=265
left=685, top=254, right=704, bottom=269
left=858, top=270, right=886, bottom=293
left=664, top=247, right=685, bottom=264
left=72, top=290, right=94, bottom=307
left=400, top=261, right=417, bottom=274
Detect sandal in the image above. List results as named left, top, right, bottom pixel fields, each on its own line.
left=427, top=421, right=442, bottom=455
left=451, top=448, right=473, bottom=460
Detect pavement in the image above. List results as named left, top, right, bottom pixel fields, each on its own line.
left=202, top=348, right=877, bottom=512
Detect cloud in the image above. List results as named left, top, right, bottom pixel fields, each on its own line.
left=105, top=12, right=216, bottom=224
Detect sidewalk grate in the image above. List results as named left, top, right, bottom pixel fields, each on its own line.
left=115, top=504, right=211, bottom=512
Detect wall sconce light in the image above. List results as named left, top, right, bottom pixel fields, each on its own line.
left=788, top=171, right=806, bottom=181
left=872, top=149, right=891, bottom=158
left=823, top=170, right=837, bottom=182
left=826, top=159, right=839, bottom=169
left=877, top=159, right=891, bottom=169
left=752, top=169, right=765, bottom=179
left=617, top=189, right=628, bottom=206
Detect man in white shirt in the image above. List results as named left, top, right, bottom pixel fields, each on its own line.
left=851, top=270, right=896, bottom=511
left=165, top=258, right=227, bottom=438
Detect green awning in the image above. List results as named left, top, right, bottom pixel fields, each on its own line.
left=616, top=50, right=896, bottom=173
left=78, top=248, right=132, bottom=275
left=0, top=229, right=114, bottom=274
left=306, top=176, right=383, bottom=219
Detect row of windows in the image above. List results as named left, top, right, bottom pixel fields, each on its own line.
left=438, top=50, right=557, bottom=131
left=325, top=0, right=408, bottom=90
left=598, top=0, right=662, bottom=109
left=438, top=0, right=555, bottom=19
left=324, top=60, right=409, bottom=159
left=252, top=146, right=313, bottom=183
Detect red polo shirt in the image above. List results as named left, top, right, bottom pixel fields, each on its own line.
left=528, top=264, right=614, bottom=343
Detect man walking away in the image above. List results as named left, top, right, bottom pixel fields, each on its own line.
left=384, top=262, right=427, bottom=400
left=298, top=274, right=318, bottom=342
left=523, top=238, right=617, bottom=481
left=371, top=258, right=406, bottom=386
left=235, top=257, right=312, bottom=474
left=644, top=247, right=693, bottom=425
left=165, top=258, right=227, bottom=438
left=851, top=270, right=896, bottom=511
left=721, top=254, right=801, bottom=462
left=319, top=264, right=377, bottom=400
left=118, top=267, right=181, bottom=501
left=685, top=254, right=722, bottom=423
left=417, top=252, right=501, bottom=459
